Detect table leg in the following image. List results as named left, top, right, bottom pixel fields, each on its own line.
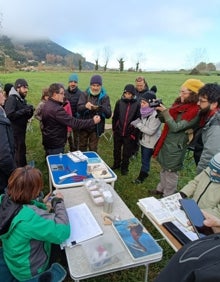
left=144, top=264, right=149, bottom=282
left=48, top=173, right=52, bottom=193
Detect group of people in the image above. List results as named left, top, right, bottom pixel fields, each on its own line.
left=1, top=73, right=220, bottom=282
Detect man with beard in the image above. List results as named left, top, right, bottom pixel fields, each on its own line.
left=77, top=75, right=112, bottom=152
left=192, top=83, right=220, bottom=174
left=65, top=73, right=83, bottom=151
left=4, top=79, right=34, bottom=167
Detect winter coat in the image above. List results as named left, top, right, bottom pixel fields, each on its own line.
left=65, top=86, right=83, bottom=117
left=0, top=107, right=16, bottom=181
left=42, top=98, right=95, bottom=149
left=0, top=194, right=70, bottom=281
left=135, top=111, right=161, bottom=149
left=197, top=111, right=220, bottom=174
left=156, top=108, right=199, bottom=171
left=180, top=167, right=220, bottom=218
left=4, top=87, right=34, bottom=135
left=112, top=96, right=140, bottom=137
left=77, top=87, right=112, bottom=136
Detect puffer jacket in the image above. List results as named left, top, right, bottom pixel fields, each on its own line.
left=180, top=167, right=220, bottom=218
left=112, top=96, right=140, bottom=137
left=0, top=194, right=70, bottom=281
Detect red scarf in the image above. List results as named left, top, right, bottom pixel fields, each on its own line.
left=153, top=103, right=199, bottom=157
left=199, top=109, right=218, bottom=127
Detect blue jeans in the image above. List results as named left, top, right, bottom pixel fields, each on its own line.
left=141, top=146, right=153, bottom=173
left=0, top=248, right=66, bottom=282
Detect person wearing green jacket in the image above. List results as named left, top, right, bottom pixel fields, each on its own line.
left=152, top=79, right=204, bottom=197
left=0, top=165, right=70, bottom=281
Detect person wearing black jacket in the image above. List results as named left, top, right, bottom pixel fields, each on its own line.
left=65, top=73, right=83, bottom=151
left=42, top=83, right=101, bottom=156
left=112, top=84, right=140, bottom=175
left=154, top=211, right=220, bottom=282
left=0, top=88, right=16, bottom=194
left=4, top=79, right=34, bottom=167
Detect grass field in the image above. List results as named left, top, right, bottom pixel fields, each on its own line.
left=1, top=71, right=219, bottom=281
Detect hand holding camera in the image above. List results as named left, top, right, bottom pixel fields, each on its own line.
left=149, top=99, right=163, bottom=108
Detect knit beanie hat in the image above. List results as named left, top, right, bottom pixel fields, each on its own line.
left=4, top=83, right=13, bottom=95
left=15, top=79, right=28, bottom=89
left=90, top=75, right=102, bottom=85
left=181, top=79, right=204, bottom=94
left=123, top=84, right=136, bottom=95
left=68, top=73, right=78, bottom=83
left=141, top=90, right=156, bottom=103
left=209, top=153, right=220, bottom=174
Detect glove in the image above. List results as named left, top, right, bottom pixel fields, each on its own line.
left=25, top=105, right=34, bottom=117
left=130, top=118, right=141, bottom=127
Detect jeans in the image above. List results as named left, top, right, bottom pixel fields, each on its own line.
left=141, top=146, right=153, bottom=173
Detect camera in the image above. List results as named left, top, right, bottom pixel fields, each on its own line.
left=149, top=99, right=162, bottom=108
left=91, top=105, right=100, bottom=111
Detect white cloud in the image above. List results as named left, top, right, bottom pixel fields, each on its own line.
left=1, top=0, right=220, bottom=70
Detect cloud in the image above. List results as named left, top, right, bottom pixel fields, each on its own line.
left=1, top=0, right=220, bottom=70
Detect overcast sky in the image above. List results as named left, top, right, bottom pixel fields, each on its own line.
left=0, top=0, right=219, bottom=70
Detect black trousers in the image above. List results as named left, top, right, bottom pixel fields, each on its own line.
left=113, top=134, right=135, bottom=171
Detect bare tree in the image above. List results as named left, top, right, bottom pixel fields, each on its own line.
left=135, top=52, right=145, bottom=72
left=118, top=58, right=125, bottom=72
left=95, top=59, right=99, bottom=71
left=186, top=48, right=209, bottom=70
left=103, top=46, right=112, bottom=71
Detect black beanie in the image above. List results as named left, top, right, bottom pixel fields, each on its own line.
left=123, top=84, right=136, bottom=95
left=141, top=90, right=156, bottom=102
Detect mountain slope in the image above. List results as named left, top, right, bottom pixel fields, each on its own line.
left=0, top=35, right=94, bottom=69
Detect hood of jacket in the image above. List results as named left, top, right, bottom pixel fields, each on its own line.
left=86, top=86, right=107, bottom=100
left=8, top=87, right=25, bottom=101
left=0, top=194, right=22, bottom=236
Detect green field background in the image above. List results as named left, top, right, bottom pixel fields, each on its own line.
left=1, top=71, right=219, bottom=281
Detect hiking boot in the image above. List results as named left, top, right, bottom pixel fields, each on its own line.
left=150, top=190, right=164, bottom=196
left=132, top=171, right=148, bottom=184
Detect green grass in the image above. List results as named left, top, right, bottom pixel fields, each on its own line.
left=1, top=71, right=219, bottom=281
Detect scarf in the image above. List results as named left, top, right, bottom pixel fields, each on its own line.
left=140, top=106, right=154, bottom=118
left=153, top=102, right=199, bottom=157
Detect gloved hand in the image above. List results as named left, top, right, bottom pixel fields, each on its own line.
left=25, top=104, right=34, bottom=117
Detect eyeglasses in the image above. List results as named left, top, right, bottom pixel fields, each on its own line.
left=198, top=99, right=208, bottom=103
left=180, top=90, right=190, bottom=95
left=58, top=91, right=65, bottom=95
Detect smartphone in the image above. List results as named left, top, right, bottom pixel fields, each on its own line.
left=179, top=198, right=213, bottom=238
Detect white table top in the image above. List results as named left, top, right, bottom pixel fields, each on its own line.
left=61, top=186, right=162, bottom=281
